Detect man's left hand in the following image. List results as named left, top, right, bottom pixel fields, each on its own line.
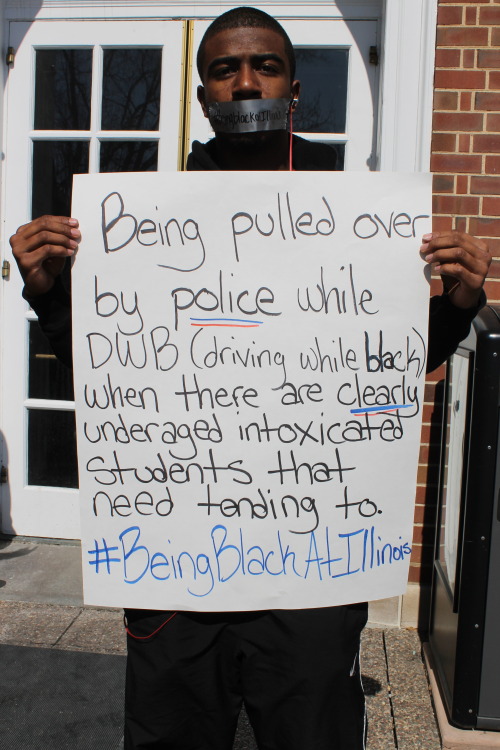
left=420, top=231, right=492, bottom=309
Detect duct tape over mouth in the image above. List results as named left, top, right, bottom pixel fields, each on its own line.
left=207, top=98, right=290, bottom=133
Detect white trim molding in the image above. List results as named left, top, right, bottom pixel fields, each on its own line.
left=4, top=0, right=382, bottom=21
left=378, top=0, right=438, bottom=172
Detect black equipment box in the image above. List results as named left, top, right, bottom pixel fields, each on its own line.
left=429, top=305, right=500, bottom=730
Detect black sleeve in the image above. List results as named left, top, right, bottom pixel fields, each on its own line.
left=23, top=275, right=73, bottom=370
left=426, top=291, right=486, bottom=373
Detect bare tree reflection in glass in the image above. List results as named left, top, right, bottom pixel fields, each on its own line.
left=293, top=48, right=349, bottom=134
left=100, top=141, right=158, bottom=173
left=101, top=49, right=162, bottom=131
left=292, top=48, right=348, bottom=171
left=35, top=49, right=92, bottom=131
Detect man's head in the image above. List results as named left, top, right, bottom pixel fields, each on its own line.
left=196, top=7, right=300, bottom=121
left=197, top=7, right=296, bottom=83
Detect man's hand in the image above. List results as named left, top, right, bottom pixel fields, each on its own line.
left=420, top=231, right=491, bottom=309
left=10, top=215, right=81, bottom=297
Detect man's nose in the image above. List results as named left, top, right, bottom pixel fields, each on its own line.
left=232, top=64, right=261, bottom=99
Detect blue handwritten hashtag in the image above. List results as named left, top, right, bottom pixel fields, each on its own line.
left=88, top=538, right=121, bottom=574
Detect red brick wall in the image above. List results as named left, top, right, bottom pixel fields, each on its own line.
left=411, top=0, right=500, bottom=585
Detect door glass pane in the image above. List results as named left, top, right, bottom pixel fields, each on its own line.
left=27, top=410, right=78, bottom=488
left=101, top=48, right=162, bottom=130
left=293, top=48, right=349, bottom=133
left=100, top=141, right=158, bottom=172
left=322, top=142, right=345, bottom=171
left=34, top=49, right=92, bottom=130
left=28, top=321, right=74, bottom=400
left=32, top=140, right=89, bottom=218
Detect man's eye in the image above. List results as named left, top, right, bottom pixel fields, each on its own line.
left=214, top=65, right=234, bottom=78
left=260, top=63, right=278, bottom=74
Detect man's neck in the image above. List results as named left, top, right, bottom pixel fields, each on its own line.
left=214, top=131, right=290, bottom=171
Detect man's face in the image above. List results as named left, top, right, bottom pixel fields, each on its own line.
left=197, top=27, right=299, bottom=114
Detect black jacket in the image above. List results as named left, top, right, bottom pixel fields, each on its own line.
left=187, top=135, right=338, bottom=171
left=29, top=137, right=483, bottom=372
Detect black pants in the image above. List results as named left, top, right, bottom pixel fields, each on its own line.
left=124, top=604, right=368, bottom=750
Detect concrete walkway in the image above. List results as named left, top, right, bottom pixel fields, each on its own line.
left=0, top=537, right=441, bottom=749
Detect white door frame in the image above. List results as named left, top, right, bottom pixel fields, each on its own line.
left=378, top=0, right=438, bottom=171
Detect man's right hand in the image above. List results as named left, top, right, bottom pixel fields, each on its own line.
left=10, top=215, right=81, bottom=297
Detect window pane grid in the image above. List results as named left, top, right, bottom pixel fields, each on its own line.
left=25, top=399, right=75, bottom=410
left=88, top=43, right=103, bottom=173
left=28, top=43, right=165, bottom=488
left=31, top=132, right=92, bottom=140
left=293, top=133, right=347, bottom=140
left=32, top=131, right=161, bottom=141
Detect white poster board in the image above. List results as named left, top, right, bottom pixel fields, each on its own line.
left=72, top=171, right=431, bottom=610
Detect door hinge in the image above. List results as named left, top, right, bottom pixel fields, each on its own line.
left=369, top=46, right=379, bottom=66
left=2, top=260, right=10, bottom=280
left=0, top=466, right=8, bottom=484
left=6, top=47, right=15, bottom=67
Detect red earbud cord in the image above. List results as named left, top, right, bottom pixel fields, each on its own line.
left=124, top=611, right=177, bottom=640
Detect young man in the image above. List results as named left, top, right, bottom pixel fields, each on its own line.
left=10, top=8, right=491, bottom=750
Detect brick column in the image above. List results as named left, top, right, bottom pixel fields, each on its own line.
left=411, top=0, right=500, bottom=586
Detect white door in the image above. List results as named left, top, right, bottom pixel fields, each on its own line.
left=188, top=19, right=379, bottom=170
left=1, top=13, right=379, bottom=539
left=1, top=20, right=183, bottom=538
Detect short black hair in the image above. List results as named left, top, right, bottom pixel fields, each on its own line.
left=196, top=6, right=296, bottom=82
